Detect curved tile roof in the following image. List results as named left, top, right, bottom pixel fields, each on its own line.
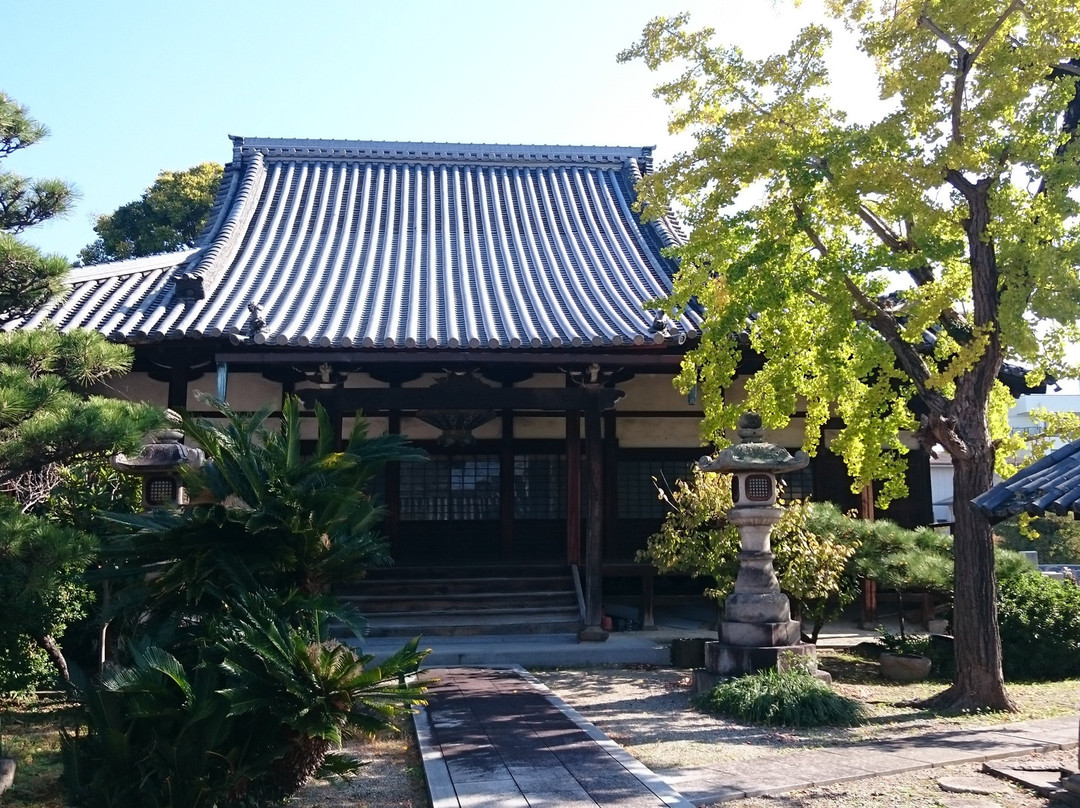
left=23, top=138, right=699, bottom=350
left=972, top=437, right=1080, bottom=520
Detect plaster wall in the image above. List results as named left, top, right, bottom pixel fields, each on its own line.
left=94, top=372, right=168, bottom=407
left=617, top=374, right=697, bottom=411
left=617, top=417, right=702, bottom=448
left=190, top=372, right=282, bottom=412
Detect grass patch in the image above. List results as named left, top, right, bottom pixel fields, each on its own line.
left=696, top=669, right=868, bottom=727
left=1, top=697, right=80, bottom=808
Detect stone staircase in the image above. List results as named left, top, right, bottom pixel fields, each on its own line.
left=336, top=564, right=583, bottom=638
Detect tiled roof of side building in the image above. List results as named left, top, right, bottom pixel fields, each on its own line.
left=18, top=137, right=699, bottom=350
left=972, top=437, right=1080, bottom=521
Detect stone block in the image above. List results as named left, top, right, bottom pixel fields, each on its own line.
left=720, top=618, right=801, bottom=647
left=705, top=641, right=816, bottom=676
left=724, top=592, right=792, bottom=623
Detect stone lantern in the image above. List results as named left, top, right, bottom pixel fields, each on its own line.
left=111, top=428, right=205, bottom=509
left=698, top=413, right=817, bottom=678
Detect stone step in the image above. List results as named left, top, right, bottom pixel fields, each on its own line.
left=343, top=591, right=577, bottom=614
left=345, top=577, right=573, bottom=597
left=359, top=610, right=583, bottom=638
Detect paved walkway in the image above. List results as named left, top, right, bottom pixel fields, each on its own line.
left=416, top=667, right=693, bottom=807
left=415, top=666, right=1079, bottom=807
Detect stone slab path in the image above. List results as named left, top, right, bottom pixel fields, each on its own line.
left=414, top=666, right=1079, bottom=807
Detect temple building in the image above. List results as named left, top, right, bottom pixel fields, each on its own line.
left=15, top=137, right=934, bottom=636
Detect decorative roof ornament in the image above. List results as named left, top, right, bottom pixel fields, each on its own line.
left=247, top=302, right=266, bottom=335
left=415, top=372, right=497, bottom=447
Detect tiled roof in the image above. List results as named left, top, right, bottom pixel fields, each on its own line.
left=20, top=138, right=698, bottom=350
left=972, top=438, right=1080, bottom=520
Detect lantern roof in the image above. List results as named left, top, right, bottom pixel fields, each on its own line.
left=111, top=429, right=205, bottom=476
left=698, top=413, right=809, bottom=475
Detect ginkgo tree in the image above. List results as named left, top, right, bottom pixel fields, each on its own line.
left=621, top=0, right=1080, bottom=711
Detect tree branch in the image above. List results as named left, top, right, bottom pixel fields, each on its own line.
left=920, top=2, right=1025, bottom=145
left=969, top=0, right=1025, bottom=64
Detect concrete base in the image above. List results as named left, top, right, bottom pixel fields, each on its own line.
left=578, top=625, right=610, bottom=642
left=705, top=639, right=817, bottom=677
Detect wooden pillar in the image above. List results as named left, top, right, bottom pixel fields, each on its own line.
left=859, top=485, right=877, bottom=627
left=579, top=393, right=608, bottom=641
left=386, top=405, right=402, bottom=560
left=500, top=407, right=514, bottom=561
left=167, top=366, right=188, bottom=411
left=565, top=410, right=581, bottom=566
left=602, top=409, right=618, bottom=560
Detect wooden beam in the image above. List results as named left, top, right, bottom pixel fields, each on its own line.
left=215, top=350, right=686, bottom=369
left=298, top=386, right=623, bottom=413
left=500, top=406, right=514, bottom=560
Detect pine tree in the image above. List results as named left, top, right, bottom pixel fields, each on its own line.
left=0, top=91, right=162, bottom=692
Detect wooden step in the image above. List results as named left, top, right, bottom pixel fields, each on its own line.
left=335, top=564, right=582, bottom=639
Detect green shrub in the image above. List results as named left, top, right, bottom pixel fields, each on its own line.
left=997, top=569, right=1080, bottom=681
left=62, top=593, right=428, bottom=808
left=0, top=498, right=97, bottom=695
left=876, top=628, right=932, bottom=657
left=995, top=513, right=1080, bottom=565
left=695, top=669, right=867, bottom=727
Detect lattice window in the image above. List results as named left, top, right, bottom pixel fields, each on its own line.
left=618, top=459, right=695, bottom=519
left=399, top=455, right=500, bottom=521
left=514, top=455, right=566, bottom=519
left=779, top=462, right=814, bottom=502
left=145, top=476, right=177, bottom=506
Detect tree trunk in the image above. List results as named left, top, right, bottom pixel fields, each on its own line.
left=919, top=174, right=1015, bottom=713
left=921, top=384, right=1015, bottom=712
left=35, top=633, right=71, bottom=686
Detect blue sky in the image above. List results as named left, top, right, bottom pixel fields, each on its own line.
left=6, top=0, right=861, bottom=260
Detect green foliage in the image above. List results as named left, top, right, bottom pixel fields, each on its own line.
left=997, top=570, right=1080, bottom=681
left=0, top=327, right=162, bottom=485
left=620, top=7, right=1080, bottom=479
left=639, top=470, right=859, bottom=637
left=0, top=326, right=159, bottom=691
left=43, top=462, right=142, bottom=534
left=0, top=498, right=97, bottom=695
left=850, top=519, right=954, bottom=595
left=995, top=513, right=1080, bottom=565
left=877, top=629, right=932, bottom=657
left=62, top=594, right=427, bottom=808
left=0, top=91, right=73, bottom=327
left=67, top=395, right=429, bottom=804
left=621, top=0, right=1080, bottom=708
left=78, top=163, right=223, bottom=265
left=103, top=394, right=425, bottom=635
left=0, top=92, right=74, bottom=234
left=696, top=668, right=867, bottom=727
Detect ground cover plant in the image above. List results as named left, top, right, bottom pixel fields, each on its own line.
left=695, top=668, right=867, bottom=727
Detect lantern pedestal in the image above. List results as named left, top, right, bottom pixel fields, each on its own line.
left=696, top=413, right=817, bottom=680
left=706, top=506, right=814, bottom=677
